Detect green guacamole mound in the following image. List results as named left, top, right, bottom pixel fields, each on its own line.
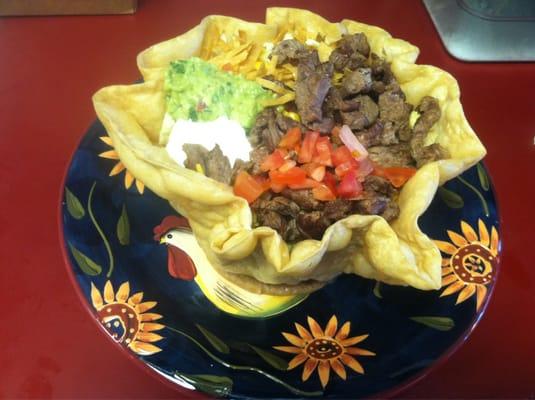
left=164, top=57, right=273, bottom=130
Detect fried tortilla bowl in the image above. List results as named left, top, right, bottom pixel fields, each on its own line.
left=93, top=8, right=486, bottom=295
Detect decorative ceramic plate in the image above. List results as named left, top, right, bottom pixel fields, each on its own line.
left=60, top=119, right=500, bottom=399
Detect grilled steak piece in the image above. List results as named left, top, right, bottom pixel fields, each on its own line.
left=297, top=211, right=332, bottom=240
left=370, top=53, right=395, bottom=84
left=410, top=96, right=448, bottom=167
left=363, top=175, right=396, bottom=196
left=329, top=33, right=370, bottom=71
left=249, top=108, right=300, bottom=152
left=323, top=199, right=353, bottom=221
left=368, top=143, right=415, bottom=168
left=341, top=68, right=373, bottom=96
left=295, top=53, right=333, bottom=127
left=378, top=90, right=412, bottom=126
left=340, top=96, right=379, bottom=130
left=248, top=146, right=270, bottom=175
left=183, top=144, right=232, bottom=184
left=282, top=189, right=324, bottom=211
left=272, top=39, right=310, bottom=65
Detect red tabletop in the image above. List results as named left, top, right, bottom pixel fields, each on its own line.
left=1, top=0, right=534, bottom=398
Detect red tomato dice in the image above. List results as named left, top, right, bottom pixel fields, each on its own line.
left=233, top=171, right=267, bottom=203
left=322, top=171, right=338, bottom=195
left=337, top=170, right=363, bottom=199
left=269, top=167, right=307, bottom=186
left=288, top=178, right=321, bottom=190
left=312, top=136, right=333, bottom=166
left=331, top=145, right=354, bottom=167
left=278, top=127, right=302, bottom=148
left=312, top=184, right=336, bottom=201
left=260, top=149, right=286, bottom=172
left=298, top=131, right=320, bottom=163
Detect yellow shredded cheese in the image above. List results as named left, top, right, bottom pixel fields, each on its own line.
left=195, top=163, right=205, bottom=174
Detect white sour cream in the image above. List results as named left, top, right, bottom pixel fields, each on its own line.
left=165, top=116, right=251, bottom=166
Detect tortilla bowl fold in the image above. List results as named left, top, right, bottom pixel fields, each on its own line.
left=93, top=7, right=486, bottom=294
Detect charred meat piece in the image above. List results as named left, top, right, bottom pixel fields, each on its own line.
left=323, top=199, right=353, bottom=221
left=249, top=108, right=300, bottom=152
left=252, top=196, right=301, bottom=219
left=341, top=68, right=373, bottom=96
left=340, top=95, right=378, bottom=130
left=272, top=39, right=310, bottom=65
left=363, top=175, right=396, bottom=197
left=354, top=196, right=388, bottom=216
left=249, top=146, right=270, bottom=175
left=354, top=195, right=399, bottom=221
left=183, top=144, right=232, bottom=185
left=255, top=210, right=287, bottom=234
left=282, top=189, right=324, bottom=211
left=297, top=211, right=332, bottom=240
left=329, top=33, right=370, bottom=71
left=378, top=90, right=412, bottom=125
left=410, top=96, right=448, bottom=167
left=380, top=200, right=400, bottom=222
left=368, top=143, right=415, bottom=168
left=325, top=87, right=360, bottom=114
left=283, top=219, right=303, bottom=242
left=308, top=117, right=335, bottom=134
left=370, top=53, right=395, bottom=84
left=355, top=121, right=385, bottom=147
left=295, top=53, right=333, bottom=127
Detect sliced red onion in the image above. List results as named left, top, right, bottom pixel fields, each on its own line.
left=339, top=125, right=368, bottom=160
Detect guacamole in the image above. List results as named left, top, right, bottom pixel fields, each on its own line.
left=164, top=58, right=272, bottom=131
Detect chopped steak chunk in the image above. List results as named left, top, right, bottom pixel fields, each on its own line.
left=183, top=144, right=232, bottom=184
left=295, top=53, right=333, bottom=127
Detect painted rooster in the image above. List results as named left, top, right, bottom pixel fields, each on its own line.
left=153, top=216, right=306, bottom=318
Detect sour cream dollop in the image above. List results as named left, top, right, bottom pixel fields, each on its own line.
left=165, top=116, right=252, bottom=166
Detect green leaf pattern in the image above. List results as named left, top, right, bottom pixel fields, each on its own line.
left=438, top=186, right=464, bottom=209
left=410, top=316, right=455, bottom=331
left=174, top=372, right=233, bottom=397
left=65, top=188, right=85, bottom=219
left=68, top=242, right=102, bottom=276
left=196, top=324, right=230, bottom=354
left=117, top=205, right=130, bottom=245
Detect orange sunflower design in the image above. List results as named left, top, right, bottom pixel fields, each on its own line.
left=99, top=136, right=145, bottom=193
left=435, top=219, right=499, bottom=311
left=274, top=316, right=375, bottom=388
left=91, top=280, right=165, bottom=355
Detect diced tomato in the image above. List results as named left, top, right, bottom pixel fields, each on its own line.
left=269, top=167, right=307, bottom=186
left=331, top=145, right=354, bottom=167
left=312, top=184, right=336, bottom=201
left=334, top=159, right=358, bottom=177
left=310, top=165, right=326, bottom=182
left=260, top=149, right=285, bottom=172
left=233, top=171, right=267, bottom=203
left=253, top=175, right=271, bottom=191
left=372, top=166, right=417, bottom=188
left=323, top=171, right=338, bottom=195
left=301, top=163, right=325, bottom=182
left=312, top=136, right=333, bottom=166
left=337, top=170, right=363, bottom=199
left=298, top=131, right=320, bottom=163
left=301, top=162, right=320, bottom=176
left=278, top=127, right=302, bottom=148
left=288, top=178, right=321, bottom=190
left=271, top=182, right=287, bottom=193
left=278, top=159, right=297, bottom=172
